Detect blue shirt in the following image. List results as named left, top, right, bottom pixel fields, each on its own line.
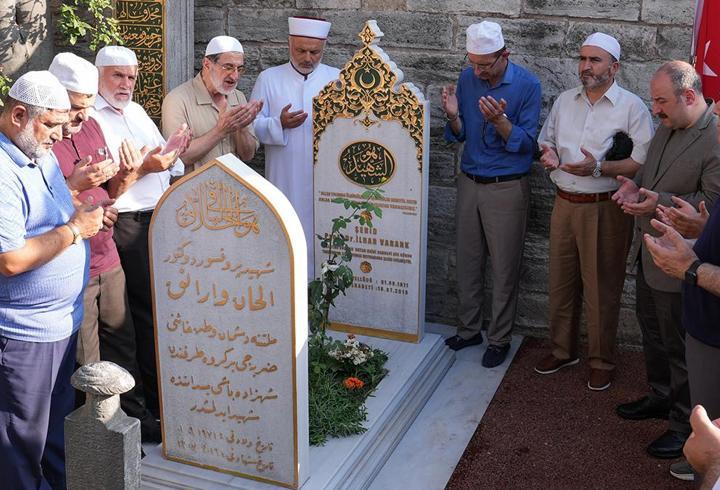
left=445, top=61, right=542, bottom=177
left=0, top=132, right=88, bottom=342
left=683, top=199, right=720, bottom=348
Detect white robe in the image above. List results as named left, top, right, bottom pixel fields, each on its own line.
left=250, top=62, right=340, bottom=280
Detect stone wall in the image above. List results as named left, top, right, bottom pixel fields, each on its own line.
left=0, top=0, right=53, bottom=78
left=200, top=0, right=696, bottom=346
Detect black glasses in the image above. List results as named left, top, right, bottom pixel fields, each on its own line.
left=464, top=53, right=502, bottom=71
left=213, top=60, right=246, bottom=75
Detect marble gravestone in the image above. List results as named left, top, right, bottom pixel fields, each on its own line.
left=313, top=21, right=429, bottom=343
left=149, top=154, right=309, bottom=489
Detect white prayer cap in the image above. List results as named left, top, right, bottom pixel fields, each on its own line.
left=49, top=52, right=99, bottom=95
left=466, top=21, right=504, bottom=55
left=95, top=46, right=138, bottom=67
left=205, top=36, right=244, bottom=56
left=288, top=16, right=331, bottom=40
left=582, top=32, right=621, bottom=61
left=8, top=71, right=70, bottom=110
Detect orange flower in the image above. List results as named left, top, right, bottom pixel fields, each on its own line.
left=343, top=377, right=365, bottom=390
left=360, top=210, right=372, bottom=223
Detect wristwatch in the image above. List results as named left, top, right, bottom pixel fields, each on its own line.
left=684, top=259, right=702, bottom=286
left=592, top=160, right=603, bottom=178
left=67, top=222, right=82, bottom=245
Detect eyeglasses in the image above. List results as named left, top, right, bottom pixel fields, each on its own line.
left=464, top=53, right=503, bottom=71
left=213, top=60, right=246, bottom=75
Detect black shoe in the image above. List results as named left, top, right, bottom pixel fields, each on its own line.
left=616, top=396, right=670, bottom=421
left=647, top=430, right=689, bottom=459
left=481, top=344, right=510, bottom=368
left=445, top=332, right=483, bottom=351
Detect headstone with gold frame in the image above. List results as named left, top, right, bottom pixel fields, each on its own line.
left=313, top=21, right=429, bottom=343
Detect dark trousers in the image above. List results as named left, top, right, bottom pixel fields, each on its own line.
left=113, top=211, right=158, bottom=415
left=636, top=265, right=690, bottom=433
left=78, top=265, right=151, bottom=423
left=686, top=333, right=720, bottom=419
left=0, top=333, right=77, bottom=490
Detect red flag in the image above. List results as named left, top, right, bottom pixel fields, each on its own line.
left=694, top=0, right=720, bottom=101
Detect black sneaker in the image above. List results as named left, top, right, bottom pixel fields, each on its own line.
left=482, top=344, right=510, bottom=368
left=445, top=332, right=484, bottom=351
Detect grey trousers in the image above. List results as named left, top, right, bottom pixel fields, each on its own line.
left=456, top=173, right=529, bottom=347
left=687, top=333, right=720, bottom=419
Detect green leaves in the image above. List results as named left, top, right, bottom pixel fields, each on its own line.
left=0, top=71, right=12, bottom=107
left=58, top=0, right=123, bottom=51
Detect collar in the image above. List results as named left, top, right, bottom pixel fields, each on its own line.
left=575, top=81, right=620, bottom=106
left=0, top=131, right=35, bottom=168
left=94, top=94, right=123, bottom=115
left=688, top=100, right=716, bottom=131
left=285, top=61, right=322, bottom=81
left=193, top=72, right=240, bottom=107
left=499, top=61, right=515, bottom=85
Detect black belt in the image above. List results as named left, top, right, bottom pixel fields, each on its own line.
left=463, top=171, right=527, bottom=184
left=119, top=209, right=154, bottom=221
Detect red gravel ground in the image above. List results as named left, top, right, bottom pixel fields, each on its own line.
left=446, top=337, right=690, bottom=489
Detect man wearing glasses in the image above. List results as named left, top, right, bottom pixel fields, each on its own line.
left=534, top=33, right=654, bottom=391
left=441, top=21, right=541, bottom=368
left=162, top=36, right=261, bottom=173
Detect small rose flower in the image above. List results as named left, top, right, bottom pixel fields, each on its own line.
left=343, top=376, right=365, bottom=390
left=360, top=210, right=373, bottom=223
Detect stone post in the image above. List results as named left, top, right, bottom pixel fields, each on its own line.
left=65, top=362, right=141, bottom=490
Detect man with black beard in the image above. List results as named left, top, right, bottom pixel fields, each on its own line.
left=162, top=35, right=261, bottom=173
left=535, top=33, right=654, bottom=391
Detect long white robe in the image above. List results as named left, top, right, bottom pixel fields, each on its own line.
left=250, top=62, right=340, bottom=280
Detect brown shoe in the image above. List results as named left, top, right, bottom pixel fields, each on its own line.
left=534, top=354, right=579, bottom=375
left=588, top=368, right=612, bottom=391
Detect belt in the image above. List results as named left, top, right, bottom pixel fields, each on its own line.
left=119, top=209, right=154, bottom=221
left=462, top=171, right=527, bottom=184
left=556, top=188, right=613, bottom=203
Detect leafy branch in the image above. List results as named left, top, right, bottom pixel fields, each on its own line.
left=0, top=68, right=11, bottom=107
left=58, top=0, right=123, bottom=51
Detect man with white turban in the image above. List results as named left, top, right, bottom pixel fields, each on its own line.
left=92, top=45, right=190, bottom=418
left=250, top=16, right=340, bottom=279
left=0, top=71, right=104, bottom=489
left=535, top=33, right=654, bottom=391
left=162, top=35, right=261, bottom=172
left=441, top=21, right=541, bottom=368
left=50, top=52, right=161, bottom=443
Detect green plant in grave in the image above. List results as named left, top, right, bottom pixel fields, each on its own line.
left=58, top=0, right=124, bottom=51
left=308, top=187, right=384, bottom=337
left=0, top=69, right=12, bottom=107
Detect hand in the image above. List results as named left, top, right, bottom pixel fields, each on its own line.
left=539, top=144, right=559, bottom=170
left=656, top=197, right=709, bottom=239
left=441, top=85, right=459, bottom=120
left=621, top=187, right=659, bottom=216
left=643, top=218, right=697, bottom=280
left=117, top=139, right=147, bottom=177
left=141, top=146, right=179, bottom=174
left=684, top=405, right=720, bottom=474
left=99, top=199, right=117, bottom=232
left=612, top=175, right=640, bottom=206
left=232, top=100, right=263, bottom=130
left=558, top=147, right=596, bottom=176
left=162, top=123, right=192, bottom=156
left=66, top=155, right=119, bottom=193
left=280, top=103, right=307, bottom=129
left=68, top=196, right=104, bottom=239
left=478, top=95, right=507, bottom=124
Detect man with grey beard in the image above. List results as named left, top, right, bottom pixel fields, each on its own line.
left=0, top=71, right=105, bottom=489
left=162, top=35, right=261, bottom=173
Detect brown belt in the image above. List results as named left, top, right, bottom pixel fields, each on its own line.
left=556, top=188, right=613, bottom=203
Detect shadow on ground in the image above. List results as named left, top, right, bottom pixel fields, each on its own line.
left=447, top=337, right=690, bottom=489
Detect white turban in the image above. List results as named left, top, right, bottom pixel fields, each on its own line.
left=49, top=52, right=99, bottom=95
left=288, top=16, right=331, bottom=40
left=582, top=32, right=621, bottom=61
left=95, top=46, right=138, bottom=67
left=466, top=21, right=504, bottom=55
left=8, top=71, right=71, bottom=110
left=205, top=36, right=244, bottom=56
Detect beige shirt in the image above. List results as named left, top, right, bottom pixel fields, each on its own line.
left=538, top=82, right=655, bottom=193
left=161, top=73, right=257, bottom=172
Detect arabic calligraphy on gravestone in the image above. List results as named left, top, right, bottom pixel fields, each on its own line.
left=313, top=21, right=429, bottom=342
left=150, top=157, right=308, bottom=489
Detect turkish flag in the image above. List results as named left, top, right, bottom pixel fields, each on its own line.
left=694, top=0, right=720, bottom=101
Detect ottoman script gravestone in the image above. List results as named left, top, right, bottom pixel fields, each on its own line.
left=313, top=21, right=429, bottom=343
left=149, top=154, right=309, bottom=489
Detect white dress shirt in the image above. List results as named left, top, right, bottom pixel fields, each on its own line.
left=92, top=95, right=184, bottom=212
left=538, top=82, right=654, bottom=193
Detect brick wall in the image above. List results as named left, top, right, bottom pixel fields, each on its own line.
left=202, top=0, right=697, bottom=346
